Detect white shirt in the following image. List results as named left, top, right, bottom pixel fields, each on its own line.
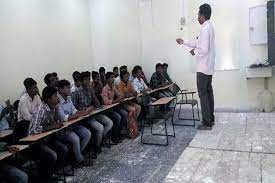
left=114, top=77, right=121, bottom=86
left=18, top=93, right=42, bottom=122
left=133, top=77, right=148, bottom=94
left=183, top=20, right=215, bottom=75
left=71, top=83, right=76, bottom=93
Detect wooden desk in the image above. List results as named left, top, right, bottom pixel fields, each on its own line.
left=20, top=130, right=54, bottom=142
left=20, top=103, right=120, bottom=143
left=0, top=129, right=13, bottom=138
left=0, top=145, right=29, bottom=161
left=150, top=97, right=176, bottom=106
left=92, top=103, right=119, bottom=115
left=149, top=83, right=175, bottom=94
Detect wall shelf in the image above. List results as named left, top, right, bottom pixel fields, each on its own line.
left=245, top=67, right=272, bottom=79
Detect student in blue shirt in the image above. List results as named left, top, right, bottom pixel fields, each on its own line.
left=57, top=80, right=93, bottom=166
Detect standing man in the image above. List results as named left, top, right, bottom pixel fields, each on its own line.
left=176, top=3, right=215, bottom=130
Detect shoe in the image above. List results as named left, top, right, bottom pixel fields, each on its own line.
left=197, top=124, right=212, bottom=130
left=79, top=158, right=93, bottom=167
left=87, top=148, right=97, bottom=159
left=90, top=151, right=97, bottom=159
left=111, top=138, right=120, bottom=144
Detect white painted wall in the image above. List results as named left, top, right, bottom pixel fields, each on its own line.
left=0, top=0, right=93, bottom=103
left=0, top=0, right=273, bottom=111
left=89, top=0, right=142, bottom=72
left=139, top=0, right=273, bottom=110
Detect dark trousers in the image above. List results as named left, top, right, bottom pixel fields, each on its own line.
left=32, top=144, right=57, bottom=179
left=197, top=72, right=215, bottom=126
left=14, top=121, right=30, bottom=143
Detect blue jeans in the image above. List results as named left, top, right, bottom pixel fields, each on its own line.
left=58, top=125, right=91, bottom=163
left=106, top=111, right=122, bottom=140
left=115, top=108, right=128, bottom=128
left=86, top=114, right=113, bottom=146
left=0, top=163, right=28, bottom=183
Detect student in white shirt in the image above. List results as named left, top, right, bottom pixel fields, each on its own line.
left=71, top=71, right=81, bottom=94
left=16, top=78, right=41, bottom=141
left=176, top=3, right=215, bottom=130
left=132, top=66, right=150, bottom=94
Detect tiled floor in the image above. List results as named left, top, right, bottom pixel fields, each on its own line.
left=165, top=112, right=275, bottom=183
left=67, top=112, right=197, bottom=183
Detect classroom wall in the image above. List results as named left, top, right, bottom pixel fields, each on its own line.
left=89, top=0, right=142, bottom=73
left=0, top=0, right=94, bottom=104
left=0, top=0, right=273, bottom=111
left=139, top=0, right=273, bottom=111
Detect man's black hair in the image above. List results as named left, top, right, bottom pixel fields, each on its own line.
left=99, top=67, right=105, bottom=73
left=113, top=67, right=118, bottom=71
left=106, top=72, right=114, bottom=80
left=42, top=86, right=58, bottom=103
left=119, top=65, right=127, bottom=72
left=92, top=71, right=99, bottom=80
left=24, top=78, right=37, bottom=90
left=57, top=80, right=70, bottom=91
left=132, top=65, right=142, bottom=75
left=44, top=73, right=54, bottom=85
left=72, top=71, right=81, bottom=81
left=162, top=63, right=168, bottom=68
left=199, top=4, right=212, bottom=20
left=80, top=71, right=91, bottom=81
left=120, top=70, right=129, bottom=80
left=155, top=63, right=162, bottom=70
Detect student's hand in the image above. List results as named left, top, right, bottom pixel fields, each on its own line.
left=124, top=93, right=131, bottom=98
left=56, top=123, right=64, bottom=129
left=50, top=123, right=64, bottom=130
left=176, top=38, right=184, bottom=45
left=167, top=81, right=173, bottom=85
left=7, top=146, right=19, bottom=154
left=74, top=113, right=82, bottom=118
left=190, top=49, right=195, bottom=56
left=114, top=97, right=123, bottom=103
left=86, top=107, right=94, bottom=113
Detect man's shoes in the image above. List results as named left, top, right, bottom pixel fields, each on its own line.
left=111, top=138, right=119, bottom=144
left=80, top=158, right=93, bottom=167
left=197, top=124, right=212, bottom=130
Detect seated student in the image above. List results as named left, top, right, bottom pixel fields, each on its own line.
left=162, top=63, right=172, bottom=83
left=57, top=80, right=92, bottom=166
left=52, top=72, right=59, bottom=82
left=44, top=73, right=58, bottom=88
left=91, top=71, right=104, bottom=105
left=118, top=71, right=141, bottom=138
left=99, top=67, right=107, bottom=86
left=0, top=143, right=28, bottom=183
left=129, top=67, right=137, bottom=82
left=71, top=71, right=81, bottom=94
left=114, top=65, right=127, bottom=86
left=101, top=72, right=128, bottom=143
left=28, top=86, right=62, bottom=181
left=150, top=63, right=173, bottom=98
left=140, top=69, right=149, bottom=86
left=16, top=78, right=41, bottom=141
left=113, top=66, right=119, bottom=78
left=0, top=105, right=11, bottom=132
left=132, top=66, right=151, bottom=94
left=71, top=71, right=113, bottom=153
